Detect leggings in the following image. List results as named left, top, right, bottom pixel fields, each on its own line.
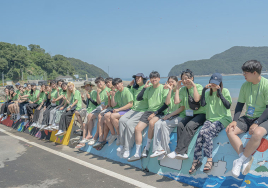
left=59, top=108, right=76, bottom=131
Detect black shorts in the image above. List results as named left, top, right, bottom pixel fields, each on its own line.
left=139, top=111, right=164, bottom=124
left=237, top=115, right=268, bottom=133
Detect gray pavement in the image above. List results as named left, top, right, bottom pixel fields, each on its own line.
left=0, top=124, right=195, bottom=188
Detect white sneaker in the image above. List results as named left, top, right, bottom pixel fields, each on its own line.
left=106, top=134, right=112, bottom=141
left=232, top=158, right=243, bottom=178
left=55, top=130, right=64, bottom=136
left=157, top=154, right=166, bottom=160
left=0, top=114, right=3, bottom=119
left=167, top=151, right=177, bottom=159
left=108, top=135, right=117, bottom=145
left=123, top=150, right=130, bottom=158
left=117, top=145, right=124, bottom=152
left=51, top=125, right=57, bottom=130
left=39, top=124, right=47, bottom=131
left=1, top=116, right=7, bottom=122
left=176, top=153, right=188, bottom=160
left=80, top=139, right=90, bottom=144
left=44, top=125, right=49, bottom=130
left=88, top=139, right=97, bottom=145
left=32, top=123, right=37, bottom=127
left=242, top=156, right=254, bottom=175
left=150, top=150, right=166, bottom=158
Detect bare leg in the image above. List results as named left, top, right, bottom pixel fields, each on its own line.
left=110, top=113, right=121, bottom=135
left=226, top=126, right=245, bottom=155
left=135, top=121, right=148, bottom=145
left=147, top=116, right=160, bottom=139
left=95, top=113, right=103, bottom=141
left=243, top=127, right=267, bottom=157
left=104, top=112, right=116, bottom=135
left=75, top=111, right=83, bottom=126
left=85, top=113, right=96, bottom=140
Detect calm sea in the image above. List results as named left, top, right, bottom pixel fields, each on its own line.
left=122, top=75, right=268, bottom=99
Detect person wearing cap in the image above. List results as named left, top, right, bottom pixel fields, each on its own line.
left=167, top=69, right=206, bottom=160
left=128, top=71, right=169, bottom=162
left=78, top=77, right=111, bottom=146
left=149, top=76, right=185, bottom=160
left=115, top=73, right=148, bottom=158
left=189, top=73, right=232, bottom=175
left=226, top=60, right=268, bottom=177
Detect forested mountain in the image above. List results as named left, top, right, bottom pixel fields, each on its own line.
left=67, top=58, right=108, bottom=79
left=168, top=46, right=268, bottom=76
left=0, top=42, right=108, bottom=81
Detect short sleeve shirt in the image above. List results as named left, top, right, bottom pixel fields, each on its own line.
left=114, top=87, right=133, bottom=108
left=143, top=84, right=169, bottom=112
left=238, top=77, right=268, bottom=118
left=70, top=90, right=82, bottom=110
left=131, top=85, right=148, bottom=112
left=99, top=86, right=111, bottom=106
left=87, top=90, right=98, bottom=113
left=37, top=92, right=47, bottom=105
left=205, top=88, right=232, bottom=127
left=179, top=84, right=206, bottom=115
left=168, top=90, right=186, bottom=118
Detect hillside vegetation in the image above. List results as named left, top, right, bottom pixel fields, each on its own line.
left=168, top=46, right=268, bottom=76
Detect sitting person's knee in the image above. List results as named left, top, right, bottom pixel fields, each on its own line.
left=149, top=121, right=155, bottom=129
left=252, top=128, right=265, bottom=141
left=104, top=113, right=111, bottom=120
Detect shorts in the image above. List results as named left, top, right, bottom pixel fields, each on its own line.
left=139, top=111, right=164, bottom=124
left=90, top=108, right=102, bottom=117
left=237, top=115, right=268, bottom=133
left=118, top=109, right=130, bottom=116
left=99, top=107, right=113, bottom=116
left=77, top=108, right=87, bottom=118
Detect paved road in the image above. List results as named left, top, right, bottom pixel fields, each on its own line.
left=0, top=124, right=195, bottom=188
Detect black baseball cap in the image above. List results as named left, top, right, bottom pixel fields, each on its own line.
left=210, top=73, right=222, bottom=85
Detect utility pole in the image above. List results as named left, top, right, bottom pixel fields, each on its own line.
left=2, top=72, right=4, bottom=86
left=108, top=66, right=109, bottom=76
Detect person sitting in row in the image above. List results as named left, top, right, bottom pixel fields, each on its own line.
left=93, top=78, right=133, bottom=148
left=226, top=60, right=268, bottom=177
left=25, top=83, right=41, bottom=122
left=189, top=73, right=232, bottom=174
left=117, top=73, right=148, bottom=158
left=149, top=76, right=185, bottom=160
left=0, top=87, right=10, bottom=121
left=55, top=82, right=82, bottom=136
left=128, top=71, right=169, bottom=162
left=168, top=69, right=206, bottom=160
left=18, top=84, right=31, bottom=119
left=8, top=87, right=20, bottom=121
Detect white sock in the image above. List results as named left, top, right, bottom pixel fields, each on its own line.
left=239, top=152, right=243, bottom=157
left=145, top=139, right=152, bottom=150
left=238, top=154, right=248, bottom=163
left=135, top=144, right=141, bottom=157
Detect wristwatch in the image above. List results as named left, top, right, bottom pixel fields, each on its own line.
left=254, top=120, right=259, bottom=125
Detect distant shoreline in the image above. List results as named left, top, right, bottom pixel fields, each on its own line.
left=195, top=73, right=243, bottom=77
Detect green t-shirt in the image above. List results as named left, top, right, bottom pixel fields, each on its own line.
left=29, top=90, right=40, bottom=104
left=167, top=90, right=186, bottom=118
left=37, top=92, right=47, bottom=105
left=70, top=90, right=82, bottom=110
left=50, top=89, right=58, bottom=104
left=238, top=77, right=268, bottom=118
left=87, top=90, right=97, bottom=113
left=99, top=86, right=111, bottom=106
left=205, top=88, right=232, bottom=127
left=13, top=89, right=20, bottom=100
left=114, top=87, right=133, bottom=108
left=179, top=84, right=206, bottom=115
left=143, top=84, right=169, bottom=112
left=130, top=85, right=149, bottom=112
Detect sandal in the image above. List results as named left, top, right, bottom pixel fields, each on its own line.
left=203, top=159, right=214, bottom=173
left=75, top=144, right=85, bottom=149
left=189, top=160, right=202, bottom=175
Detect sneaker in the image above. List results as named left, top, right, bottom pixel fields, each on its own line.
left=51, top=125, right=58, bottom=130
left=88, top=139, right=97, bottom=146
left=44, top=125, right=50, bottom=130
left=32, top=123, right=37, bottom=127
left=93, top=141, right=106, bottom=149
left=39, top=124, right=47, bottom=131
left=17, top=114, right=21, bottom=121
left=106, top=134, right=112, bottom=141
left=150, top=150, right=166, bottom=158
left=176, top=153, right=188, bottom=160
left=232, top=158, right=243, bottom=178
left=1, top=116, right=7, bottom=122
left=123, top=150, right=130, bottom=159
left=0, top=114, right=3, bottom=119
left=157, top=154, right=166, bottom=160
left=36, top=123, right=41, bottom=128
left=108, top=135, right=117, bottom=145
left=167, top=151, right=177, bottom=159
left=80, top=139, right=90, bottom=144
left=128, top=154, right=141, bottom=162
left=117, top=145, right=124, bottom=152
left=116, top=136, right=120, bottom=146
left=55, top=130, right=64, bottom=136
left=242, top=156, right=254, bottom=175
left=141, top=147, right=149, bottom=158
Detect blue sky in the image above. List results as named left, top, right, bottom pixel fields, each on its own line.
left=1, top=0, right=268, bottom=78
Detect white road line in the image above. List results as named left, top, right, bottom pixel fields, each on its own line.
left=0, top=128, right=156, bottom=188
